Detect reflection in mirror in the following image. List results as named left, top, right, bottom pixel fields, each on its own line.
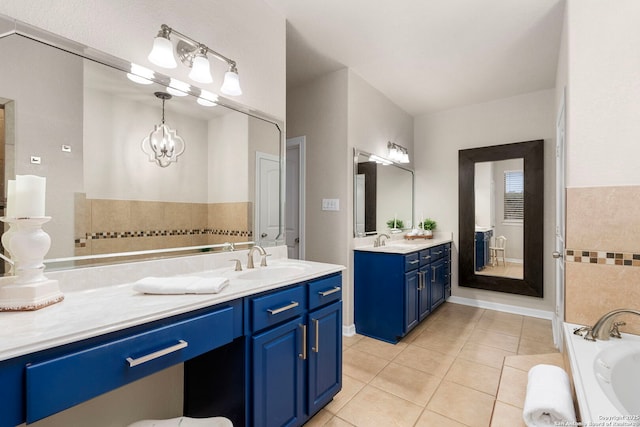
left=353, top=149, right=413, bottom=237
left=474, top=159, right=524, bottom=280
left=459, top=140, right=543, bottom=298
left=0, top=28, right=283, bottom=272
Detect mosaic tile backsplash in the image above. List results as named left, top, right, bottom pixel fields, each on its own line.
left=565, top=249, right=640, bottom=266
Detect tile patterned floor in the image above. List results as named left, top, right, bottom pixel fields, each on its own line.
left=305, top=302, right=558, bottom=427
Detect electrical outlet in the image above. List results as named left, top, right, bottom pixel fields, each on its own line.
left=322, top=198, right=339, bottom=211
left=30, top=156, right=41, bottom=164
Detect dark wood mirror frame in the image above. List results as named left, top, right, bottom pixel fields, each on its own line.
left=458, top=139, right=544, bottom=298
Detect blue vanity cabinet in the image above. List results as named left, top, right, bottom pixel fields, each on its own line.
left=444, top=243, right=452, bottom=298
left=248, top=273, right=342, bottom=427
left=475, top=230, right=492, bottom=271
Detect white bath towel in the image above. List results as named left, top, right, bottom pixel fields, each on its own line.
left=523, top=364, right=577, bottom=427
left=133, top=276, right=229, bottom=295
left=128, top=416, right=233, bottom=427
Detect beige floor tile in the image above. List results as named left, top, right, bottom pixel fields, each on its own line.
left=370, top=362, right=441, bottom=406
left=342, top=348, right=389, bottom=383
left=411, top=328, right=467, bottom=356
left=520, top=318, right=555, bottom=346
left=466, top=330, right=520, bottom=352
left=305, top=408, right=335, bottom=426
left=351, top=336, right=407, bottom=361
left=476, top=316, right=523, bottom=337
left=427, top=380, right=495, bottom=427
left=325, top=375, right=366, bottom=415
left=342, top=334, right=364, bottom=350
left=336, top=385, right=423, bottom=427
left=503, top=353, right=564, bottom=372
left=323, top=416, right=355, bottom=426
left=414, top=410, right=467, bottom=427
left=424, top=315, right=477, bottom=338
left=458, top=342, right=515, bottom=369
left=517, top=338, right=558, bottom=355
left=496, top=366, right=528, bottom=409
left=401, top=320, right=431, bottom=343
left=444, top=358, right=501, bottom=396
left=490, top=401, right=526, bottom=427
left=480, top=310, right=524, bottom=324
left=392, top=345, right=455, bottom=377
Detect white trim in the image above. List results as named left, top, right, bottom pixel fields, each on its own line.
left=342, top=324, right=356, bottom=337
left=286, top=136, right=306, bottom=260
left=447, top=296, right=554, bottom=320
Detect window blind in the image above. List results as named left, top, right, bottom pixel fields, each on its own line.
left=504, top=170, right=524, bottom=221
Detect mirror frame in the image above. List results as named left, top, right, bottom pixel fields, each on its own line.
left=1, top=15, right=286, bottom=267
left=353, top=148, right=414, bottom=237
left=458, top=139, right=544, bottom=298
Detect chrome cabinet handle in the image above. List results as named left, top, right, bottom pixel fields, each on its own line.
left=422, top=255, right=431, bottom=260
left=409, top=260, right=420, bottom=265
left=299, top=323, right=307, bottom=359
left=312, top=318, right=319, bottom=353
left=126, top=340, right=188, bottom=367
left=432, top=266, right=436, bottom=282
left=417, top=271, right=423, bottom=290
left=267, top=301, right=299, bottom=315
left=319, top=286, right=341, bottom=297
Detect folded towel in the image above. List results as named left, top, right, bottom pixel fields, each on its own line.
left=133, top=276, right=229, bottom=295
left=128, top=416, right=233, bottom=427
left=523, top=364, right=576, bottom=427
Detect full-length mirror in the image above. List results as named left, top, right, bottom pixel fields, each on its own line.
left=0, top=21, right=284, bottom=272
left=459, top=140, right=543, bottom=297
left=353, top=149, right=413, bottom=236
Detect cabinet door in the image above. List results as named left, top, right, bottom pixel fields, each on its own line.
left=252, top=317, right=304, bottom=427
left=418, top=266, right=431, bottom=321
left=307, top=301, right=342, bottom=417
left=404, top=269, right=419, bottom=333
left=430, top=259, right=446, bottom=310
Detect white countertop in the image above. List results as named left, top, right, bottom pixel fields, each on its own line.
left=0, top=258, right=344, bottom=362
left=354, top=237, right=452, bottom=254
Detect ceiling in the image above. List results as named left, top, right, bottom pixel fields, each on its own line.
left=264, top=0, right=565, bottom=116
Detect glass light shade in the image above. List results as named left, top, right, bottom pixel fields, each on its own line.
left=148, top=36, right=177, bottom=69
left=220, top=70, right=242, bottom=96
left=189, top=55, right=213, bottom=84
left=141, top=123, right=185, bottom=168
left=197, top=90, right=219, bottom=107
left=127, top=64, right=154, bottom=85
left=400, top=152, right=410, bottom=163
left=166, top=78, right=190, bottom=97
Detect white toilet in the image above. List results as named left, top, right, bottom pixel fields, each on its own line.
left=128, top=416, right=233, bottom=427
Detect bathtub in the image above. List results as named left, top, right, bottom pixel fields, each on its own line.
left=564, top=323, right=640, bottom=426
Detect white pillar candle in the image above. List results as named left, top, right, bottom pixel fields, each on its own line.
left=15, top=175, right=46, bottom=217
left=6, top=180, right=15, bottom=218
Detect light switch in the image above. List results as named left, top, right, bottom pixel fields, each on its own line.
left=322, top=198, right=340, bottom=211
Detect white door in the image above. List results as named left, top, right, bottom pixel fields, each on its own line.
left=256, top=152, right=281, bottom=246
left=285, top=137, right=305, bottom=259
left=553, top=90, right=567, bottom=350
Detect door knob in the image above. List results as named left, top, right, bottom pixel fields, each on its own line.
left=552, top=251, right=563, bottom=259
left=261, top=233, right=268, bottom=238
left=294, top=237, right=299, bottom=244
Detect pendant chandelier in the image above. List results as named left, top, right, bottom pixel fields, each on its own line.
left=141, top=92, right=185, bottom=168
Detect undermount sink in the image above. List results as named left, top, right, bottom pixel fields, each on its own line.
left=237, top=265, right=307, bottom=281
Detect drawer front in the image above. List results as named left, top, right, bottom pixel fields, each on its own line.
left=308, top=274, right=342, bottom=311
left=250, top=285, right=306, bottom=333
left=25, top=302, right=238, bottom=423
left=404, top=252, right=420, bottom=271
left=431, top=244, right=446, bottom=262
left=419, top=248, right=432, bottom=266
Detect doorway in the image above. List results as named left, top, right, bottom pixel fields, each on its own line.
left=286, top=136, right=305, bottom=259
left=553, top=90, right=567, bottom=350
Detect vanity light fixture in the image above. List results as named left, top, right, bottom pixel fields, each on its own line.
left=127, top=63, right=154, bottom=85
left=387, top=142, right=410, bottom=163
left=197, top=90, right=219, bottom=107
left=368, top=154, right=393, bottom=165
left=148, top=24, right=242, bottom=96
left=166, top=78, right=190, bottom=97
left=141, top=92, right=185, bottom=168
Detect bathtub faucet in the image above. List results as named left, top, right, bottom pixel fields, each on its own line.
left=581, top=308, right=640, bottom=341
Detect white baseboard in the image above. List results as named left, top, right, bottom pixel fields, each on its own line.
left=342, top=324, right=356, bottom=337
left=447, top=296, right=553, bottom=320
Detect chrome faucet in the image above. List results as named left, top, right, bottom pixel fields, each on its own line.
left=247, top=245, right=268, bottom=269
left=575, top=308, right=640, bottom=341
left=374, top=233, right=390, bottom=247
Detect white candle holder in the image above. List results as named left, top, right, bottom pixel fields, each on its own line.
left=0, top=217, right=64, bottom=311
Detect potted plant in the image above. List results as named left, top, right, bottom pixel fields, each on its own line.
left=386, top=218, right=404, bottom=232
left=419, top=218, right=436, bottom=238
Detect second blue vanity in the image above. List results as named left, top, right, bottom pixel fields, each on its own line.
left=354, top=239, right=452, bottom=343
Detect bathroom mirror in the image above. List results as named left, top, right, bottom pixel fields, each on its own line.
left=458, top=140, right=543, bottom=297
left=353, top=149, right=413, bottom=237
left=0, top=17, right=284, bottom=271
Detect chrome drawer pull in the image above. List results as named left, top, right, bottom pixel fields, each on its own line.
left=422, top=255, right=431, bottom=260
left=267, top=301, right=299, bottom=315
left=299, top=323, right=307, bottom=360
left=126, top=340, right=188, bottom=367
left=312, top=318, right=319, bottom=353
left=408, top=260, right=420, bottom=265
left=319, top=286, right=341, bottom=297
